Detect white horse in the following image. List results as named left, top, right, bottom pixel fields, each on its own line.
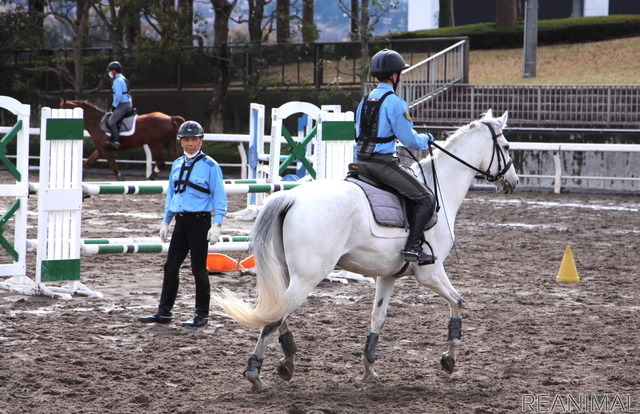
left=214, top=110, right=519, bottom=392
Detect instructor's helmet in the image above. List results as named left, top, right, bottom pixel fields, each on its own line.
left=177, top=121, right=204, bottom=139
left=107, top=61, right=122, bottom=72
left=369, top=49, right=409, bottom=80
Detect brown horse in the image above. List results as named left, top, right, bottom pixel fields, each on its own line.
left=60, top=99, right=185, bottom=181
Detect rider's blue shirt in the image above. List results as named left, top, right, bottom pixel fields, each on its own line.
left=355, top=83, right=433, bottom=154
left=164, top=152, right=228, bottom=224
left=111, top=73, right=132, bottom=107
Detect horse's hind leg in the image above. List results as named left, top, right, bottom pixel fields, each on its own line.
left=362, top=275, right=396, bottom=383
left=149, top=148, right=164, bottom=180
left=244, top=318, right=284, bottom=393
left=414, top=266, right=463, bottom=374
left=277, top=321, right=297, bottom=381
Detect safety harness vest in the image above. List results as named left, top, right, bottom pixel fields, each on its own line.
left=356, top=91, right=396, bottom=158
left=174, top=153, right=210, bottom=194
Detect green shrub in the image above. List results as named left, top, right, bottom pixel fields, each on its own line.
left=389, top=15, right=640, bottom=49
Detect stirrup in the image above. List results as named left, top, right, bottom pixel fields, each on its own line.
left=402, top=241, right=437, bottom=266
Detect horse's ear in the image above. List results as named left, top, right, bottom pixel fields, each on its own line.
left=484, top=108, right=493, bottom=119
left=59, top=98, right=65, bottom=107
left=499, top=111, right=509, bottom=128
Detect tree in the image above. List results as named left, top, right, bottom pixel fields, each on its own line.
left=439, top=0, right=454, bottom=27
left=495, top=0, right=518, bottom=27
left=301, top=0, right=316, bottom=44
left=208, top=0, right=238, bottom=133
left=339, top=0, right=398, bottom=95
left=276, top=0, right=290, bottom=44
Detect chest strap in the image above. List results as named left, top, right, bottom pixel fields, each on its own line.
left=174, top=154, right=210, bottom=194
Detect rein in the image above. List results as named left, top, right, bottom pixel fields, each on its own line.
left=431, top=122, right=512, bottom=183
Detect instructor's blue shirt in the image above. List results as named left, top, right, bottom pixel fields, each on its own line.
left=164, top=152, right=228, bottom=224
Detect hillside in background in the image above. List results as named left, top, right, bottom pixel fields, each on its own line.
left=469, top=36, right=640, bottom=84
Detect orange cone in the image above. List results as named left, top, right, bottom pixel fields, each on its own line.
left=240, top=255, right=256, bottom=269
left=556, top=245, right=580, bottom=283
left=206, top=253, right=243, bottom=273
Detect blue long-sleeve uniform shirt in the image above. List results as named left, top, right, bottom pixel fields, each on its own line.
left=164, top=152, right=228, bottom=224
left=355, top=83, right=433, bottom=154
left=111, top=73, right=132, bottom=107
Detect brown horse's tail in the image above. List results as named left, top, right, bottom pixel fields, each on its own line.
left=171, top=116, right=186, bottom=134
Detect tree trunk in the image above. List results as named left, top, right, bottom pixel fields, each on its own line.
left=28, top=0, right=45, bottom=48
left=209, top=0, right=237, bottom=133
left=246, top=0, right=266, bottom=98
left=301, top=0, right=315, bottom=43
left=177, top=0, right=194, bottom=47
left=439, top=0, right=454, bottom=27
left=495, top=0, right=518, bottom=27
left=276, top=0, right=290, bottom=44
left=350, top=0, right=358, bottom=40
left=73, top=0, right=92, bottom=97
left=359, top=0, right=369, bottom=96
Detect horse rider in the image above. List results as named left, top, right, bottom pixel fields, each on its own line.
left=105, top=61, right=132, bottom=150
left=138, top=120, right=228, bottom=327
left=355, top=49, right=437, bottom=265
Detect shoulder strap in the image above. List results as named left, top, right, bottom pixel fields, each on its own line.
left=174, top=154, right=210, bottom=194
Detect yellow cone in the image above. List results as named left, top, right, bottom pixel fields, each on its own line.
left=556, top=245, right=580, bottom=283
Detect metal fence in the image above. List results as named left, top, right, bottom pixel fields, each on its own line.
left=406, top=84, right=640, bottom=129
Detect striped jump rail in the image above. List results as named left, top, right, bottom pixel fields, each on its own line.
left=79, top=181, right=301, bottom=195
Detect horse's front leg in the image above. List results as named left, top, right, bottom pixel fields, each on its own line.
left=362, top=275, right=396, bottom=383
left=276, top=321, right=298, bottom=381
left=414, top=266, right=463, bottom=374
left=244, top=318, right=283, bottom=393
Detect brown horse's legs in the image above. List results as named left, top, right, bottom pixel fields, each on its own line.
left=149, top=148, right=165, bottom=180
left=102, top=149, right=124, bottom=181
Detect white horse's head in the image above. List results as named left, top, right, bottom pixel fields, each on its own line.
left=473, top=109, right=519, bottom=194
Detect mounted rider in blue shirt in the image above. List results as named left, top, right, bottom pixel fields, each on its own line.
left=355, top=49, right=437, bottom=265
left=106, top=61, right=132, bottom=150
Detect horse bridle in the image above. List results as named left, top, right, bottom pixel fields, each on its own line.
left=430, top=121, right=513, bottom=183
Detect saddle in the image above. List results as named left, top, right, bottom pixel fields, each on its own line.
left=100, top=108, right=138, bottom=136
left=346, top=164, right=437, bottom=231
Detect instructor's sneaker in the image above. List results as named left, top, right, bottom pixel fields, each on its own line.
left=181, top=315, right=208, bottom=327
left=138, top=314, right=172, bottom=324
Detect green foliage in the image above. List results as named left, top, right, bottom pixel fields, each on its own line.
left=389, top=15, right=640, bottom=50
left=0, top=9, right=42, bottom=51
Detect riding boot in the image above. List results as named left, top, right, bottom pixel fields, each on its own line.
left=402, top=197, right=437, bottom=265
left=107, top=123, right=121, bottom=149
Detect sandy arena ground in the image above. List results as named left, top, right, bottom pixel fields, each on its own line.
left=0, top=174, right=639, bottom=413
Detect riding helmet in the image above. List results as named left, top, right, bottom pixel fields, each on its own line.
left=369, top=49, right=410, bottom=80
left=107, top=61, right=122, bottom=72
left=177, top=121, right=205, bottom=138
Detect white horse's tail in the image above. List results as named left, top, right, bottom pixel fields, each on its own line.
left=212, top=192, right=293, bottom=329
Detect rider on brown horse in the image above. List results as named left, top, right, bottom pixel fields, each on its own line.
left=106, top=61, right=132, bottom=150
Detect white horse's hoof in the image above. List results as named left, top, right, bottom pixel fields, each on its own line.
left=245, top=370, right=268, bottom=393
left=361, top=371, right=380, bottom=383
left=440, top=352, right=456, bottom=374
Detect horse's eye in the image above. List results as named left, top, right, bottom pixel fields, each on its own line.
left=504, top=145, right=510, bottom=152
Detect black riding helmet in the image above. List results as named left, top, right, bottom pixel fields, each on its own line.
left=177, top=121, right=205, bottom=138
left=107, top=61, right=122, bottom=73
left=369, top=49, right=409, bottom=80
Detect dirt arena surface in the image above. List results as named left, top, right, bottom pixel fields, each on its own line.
left=1, top=178, right=639, bottom=414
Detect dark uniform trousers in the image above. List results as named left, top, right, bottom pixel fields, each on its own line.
left=356, top=153, right=432, bottom=201
left=158, top=212, right=211, bottom=318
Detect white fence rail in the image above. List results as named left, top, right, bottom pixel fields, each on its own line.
left=3, top=127, right=639, bottom=193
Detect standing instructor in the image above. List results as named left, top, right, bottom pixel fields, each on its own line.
left=138, top=121, right=228, bottom=327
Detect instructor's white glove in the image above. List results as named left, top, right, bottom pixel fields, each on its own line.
left=159, top=222, right=169, bottom=243
left=208, top=224, right=221, bottom=245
